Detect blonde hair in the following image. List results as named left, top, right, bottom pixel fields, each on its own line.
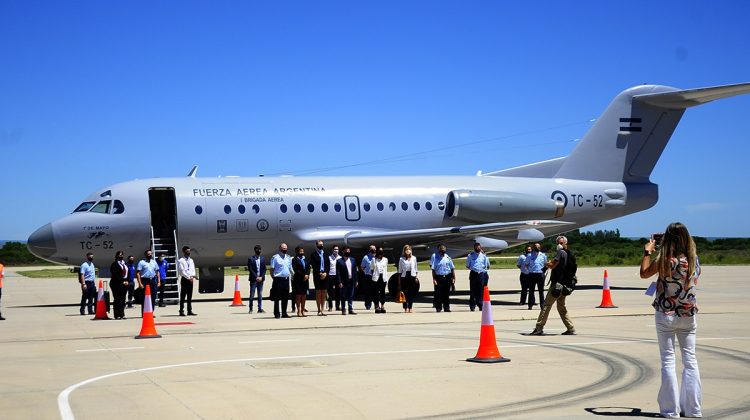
left=655, top=222, right=697, bottom=280
left=402, top=244, right=412, bottom=258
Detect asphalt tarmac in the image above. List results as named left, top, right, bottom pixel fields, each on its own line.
left=0, top=266, right=748, bottom=419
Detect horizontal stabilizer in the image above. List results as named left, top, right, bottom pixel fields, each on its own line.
left=634, top=82, right=750, bottom=109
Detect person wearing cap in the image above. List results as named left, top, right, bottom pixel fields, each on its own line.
left=247, top=244, right=267, bottom=314
left=530, top=236, right=575, bottom=336
left=430, top=244, right=456, bottom=312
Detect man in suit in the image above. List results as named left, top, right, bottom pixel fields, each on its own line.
left=336, top=245, right=359, bottom=315
left=309, top=240, right=330, bottom=316
left=247, top=244, right=266, bottom=314
left=292, top=245, right=311, bottom=317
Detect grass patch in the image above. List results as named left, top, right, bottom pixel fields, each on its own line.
left=17, top=268, right=76, bottom=278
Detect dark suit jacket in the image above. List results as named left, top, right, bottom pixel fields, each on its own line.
left=247, top=255, right=266, bottom=282
left=110, top=260, right=128, bottom=292
left=309, top=250, right=330, bottom=280
left=336, top=257, right=359, bottom=286
left=292, top=256, right=311, bottom=282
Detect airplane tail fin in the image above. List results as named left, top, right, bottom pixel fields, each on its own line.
left=553, top=82, right=750, bottom=183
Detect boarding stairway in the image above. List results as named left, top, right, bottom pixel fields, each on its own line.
left=150, top=228, right=179, bottom=305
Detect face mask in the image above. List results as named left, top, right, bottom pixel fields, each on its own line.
left=439, top=250, right=445, bottom=255
left=280, top=249, right=287, bottom=254
left=87, top=257, right=94, bottom=262
left=317, top=245, right=324, bottom=250
left=556, top=244, right=564, bottom=251
left=343, top=251, right=350, bottom=257
left=146, top=255, right=152, bottom=260
left=117, top=256, right=123, bottom=260
left=185, top=252, right=191, bottom=257
left=255, top=250, right=261, bottom=255
left=369, top=250, right=375, bottom=254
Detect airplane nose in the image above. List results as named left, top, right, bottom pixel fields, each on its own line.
left=27, top=223, right=57, bottom=260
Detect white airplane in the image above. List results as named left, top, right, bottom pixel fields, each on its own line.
left=27, top=82, right=750, bottom=296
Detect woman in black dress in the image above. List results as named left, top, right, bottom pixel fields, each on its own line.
left=109, top=250, right=129, bottom=319
left=292, top=246, right=311, bottom=317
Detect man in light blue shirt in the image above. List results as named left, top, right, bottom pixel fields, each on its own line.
left=517, top=245, right=532, bottom=306
left=525, top=242, right=548, bottom=310
left=465, top=242, right=490, bottom=311
left=430, top=244, right=456, bottom=312
left=79, top=253, right=96, bottom=315
left=136, top=249, right=161, bottom=313
left=270, top=243, right=292, bottom=318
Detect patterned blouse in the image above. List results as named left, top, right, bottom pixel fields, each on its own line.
left=652, top=255, right=700, bottom=317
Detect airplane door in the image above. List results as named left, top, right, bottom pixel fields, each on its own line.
left=344, top=195, right=361, bottom=221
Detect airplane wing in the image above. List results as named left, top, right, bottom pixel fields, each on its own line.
left=294, top=220, right=573, bottom=248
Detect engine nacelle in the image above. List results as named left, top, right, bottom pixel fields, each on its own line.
left=445, top=190, right=564, bottom=223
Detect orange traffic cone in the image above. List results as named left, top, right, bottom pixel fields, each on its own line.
left=135, top=284, right=161, bottom=339
left=596, top=269, right=618, bottom=308
left=467, top=286, right=510, bottom=363
left=92, top=280, right=110, bottom=320
left=230, top=274, right=245, bottom=306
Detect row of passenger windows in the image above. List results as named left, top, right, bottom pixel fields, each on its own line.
left=194, top=201, right=446, bottom=215
left=73, top=200, right=125, bottom=214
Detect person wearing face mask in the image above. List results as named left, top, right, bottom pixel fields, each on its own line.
left=178, top=246, right=197, bottom=316
left=326, top=245, right=341, bottom=312
left=516, top=245, right=532, bottom=306
left=526, top=243, right=548, bottom=310
left=360, top=245, right=377, bottom=311
left=110, top=251, right=129, bottom=319
left=465, top=242, right=491, bottom=311
left=335, top=245, right=359, bottom=315
left=310, top=240, right=330, bottom=316
left=292, top=246, right=311, bottom=317
left=370, top=247, right=388, bottom=313
left=270, top=243, right=293, bottom=319
left=136, top=249, right=161, bottom=314
left=530, top=236, right=575, bottom=336
left=398, top=245, right=419, bottom=313
left=126, top=255, right=136, bottom=308
left=79, top=252, right=97, bottom=315
left=156, top=252, right=168, bottom=307
left=430, top=244, right=455, bottom=312
left=247, top=245, right=267, bottom=314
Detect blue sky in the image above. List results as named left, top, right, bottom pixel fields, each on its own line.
left=2, top=1, right=749, bottom=241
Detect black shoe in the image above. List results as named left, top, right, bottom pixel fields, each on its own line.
left=341, top=310, right=346, bottom=315
left=258, top=309, right=265, bottom=313
left=248, top=308, right=253, bottom=314
left=470, top=307, right=475, bottom=312
left=0, top=316, right=5, bottom=320
left=381, top=307, right=386, bottom=313
left=158, top=302, right=165, bottom=307
left=445, top=309, right=451, bottom=312
left=188, top=312, right=197, bottom=316
left=281, top=314, right=291, bottom=318
left=274, top=314, right=281, bottom=319
left=365, top=306, right=371, bottom=310
left=529, top=329, right=544, bottom=336
left=349, top=311, right=357, bottom=315
left=436, top=309, right=441, bottom=312
left=80, top=311, right=85, bottom=316
left=561, top=330, right=576, bottom=335
left=179, top=312, right=186, bottom=317
left=127, top=304, right=133, bottom=308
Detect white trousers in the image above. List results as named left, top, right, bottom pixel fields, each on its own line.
left=655, top=311, right=702, bottom=418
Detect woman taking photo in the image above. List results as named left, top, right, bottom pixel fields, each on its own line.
left=640, top=222, right=702, bottom=419
left=398, top=245, right=418, bottom=313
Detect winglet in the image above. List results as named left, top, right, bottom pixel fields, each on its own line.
left=187, top=165, right=198, bottom=178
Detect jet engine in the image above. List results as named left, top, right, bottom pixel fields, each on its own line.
left=445, top=190, right=565, bottom=223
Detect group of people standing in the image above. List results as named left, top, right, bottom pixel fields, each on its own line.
left=245, top=241, right=492, bottom=318
left=80, top=246, right=197, bottom=319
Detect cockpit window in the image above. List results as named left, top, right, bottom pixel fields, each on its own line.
left=112, top=200, right=125, bottom=214
left=90, top=200, right=111, bottom=214
left=74, top=201, right=96, bottom=213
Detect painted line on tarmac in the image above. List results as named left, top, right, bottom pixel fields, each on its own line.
left=238, top=339, right=301, bottom=344
left=75, top=347, right=144, bottom=353
left=58, top=335, right=750, bottom=420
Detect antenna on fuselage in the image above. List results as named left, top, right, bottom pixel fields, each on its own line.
left=187, top=165, right=198, bottom=178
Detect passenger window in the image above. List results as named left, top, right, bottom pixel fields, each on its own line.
left=334, top=203, right=342, bottom=212
left=401, top=202, right=408, bottom=211
left=195, top=205, right=203, bottom=215
left=224, top=205, right=232, bottom=214
left=377, top=202, right=384, bottom=211
left=438, top=201, right=445, bottom=211
left=252, top=204, right=260, bottom=214
left=413, top=202, right=420, bottom=211
left=280, top=204, right=288, bottom=213
left=349, top=203, right=356, bottom=212
left=389, top=202, right=396, bottom=211
left=321, top=203, right=329, bottom=212
left=74, top=201, right=96, bottom=213
left=425, top=202, right=433, bottom=211
left=90, top=200, right=111, bottom=214
left=112, top=200, right=125, bottom=214
left=363, top=203, right=371, bottom=212
left=294, top=204, right=301, bottom=213
left=238, top=205, right=246, bottom=214
left=308, top=203, right=314, bottom=212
